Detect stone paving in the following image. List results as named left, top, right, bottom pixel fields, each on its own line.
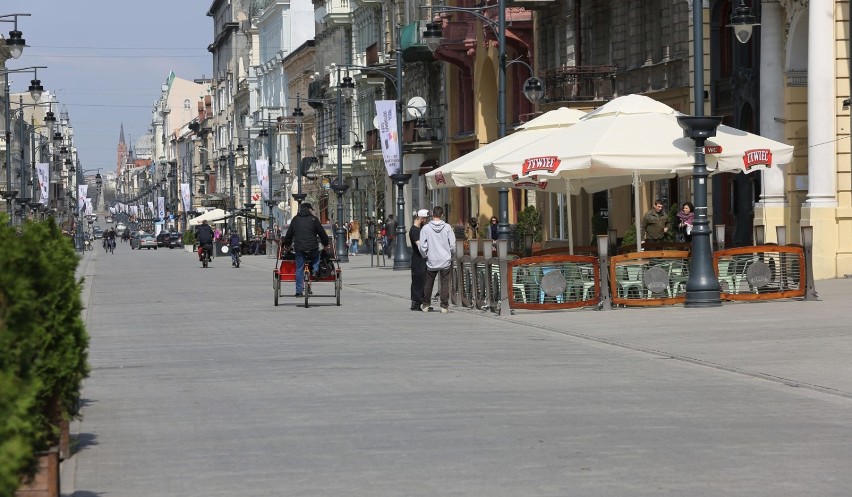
left=63, top=243, right=852, bottom=496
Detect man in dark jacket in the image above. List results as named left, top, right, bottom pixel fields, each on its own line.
left=283, top=203, right=330, bottom=297
left=641, top=199, right=671, bottom=243
left=408, top=210, right=429, bottom=310
left=196, top=220, right=215, bottom=262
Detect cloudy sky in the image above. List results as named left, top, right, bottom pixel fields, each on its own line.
left=4, top=1, right=212, bottom=174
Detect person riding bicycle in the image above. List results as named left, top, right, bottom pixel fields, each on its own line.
left=106, top=228, right=117, bottom=253
left=282, top=202, right=329, bottom=297
left=196, top=220, right=215, bottom=263
left=228, top=230, right=241, bottom=267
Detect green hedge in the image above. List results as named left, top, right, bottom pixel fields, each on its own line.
left=0, top=216, right=89, bottom=494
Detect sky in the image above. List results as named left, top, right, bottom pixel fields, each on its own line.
left=4, top=1, right=213, bottom=175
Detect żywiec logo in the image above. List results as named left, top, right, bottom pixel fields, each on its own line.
left=512, top=174, right=548, bottom=190
left=521, top=156, right=560, bottom=176
left=743, top=149, right=772, bottom=171
left=435, top=171, right=446, bottom=185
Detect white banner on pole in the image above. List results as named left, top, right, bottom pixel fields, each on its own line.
left=77, top=185, right=88, bottom=214
left=85, top=198, right=93, bottom=216
left=157, top=196, right=165, bottom=219
left=180, top=183, right=191, bottom=213
left=375, top=100, right=400, bottom=176
left=130, top=205, right=138, bottom=217
left=255, top=159, right=270, bottom=201
left=147, top=201, right=154, bottom=216
left=36, top=163, right=49, bottom=204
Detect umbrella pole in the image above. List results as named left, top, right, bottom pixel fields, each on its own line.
left=565, top=184, right=574, bottom=255
left=633, top=172, right=642, bottom=252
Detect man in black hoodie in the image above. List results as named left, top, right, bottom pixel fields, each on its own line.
left=283, top=203, right=330, bottom=297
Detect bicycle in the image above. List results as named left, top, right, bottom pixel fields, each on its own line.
left=200, top=244, right=213, bottom=268
left=273, top=245, right=340, bottom=308
left=230, top=246, right=241, bottom=268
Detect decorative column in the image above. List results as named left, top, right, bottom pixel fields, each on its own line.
left=802, top=0, right=839, bottom=279
left=755, top=0, right=787, bottom=240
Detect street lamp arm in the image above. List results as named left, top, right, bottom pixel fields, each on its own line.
left=336, top=63, right=397, bottom=85
left=426, top=6, right=501, bottom=40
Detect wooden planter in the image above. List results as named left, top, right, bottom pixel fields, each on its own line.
left=16, top=446, right=59, bottom=497
left=58, top=419, right=70, bottom=461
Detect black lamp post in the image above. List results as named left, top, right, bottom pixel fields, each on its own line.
left=292, top=99, right=307, bottom=206
left=675, top=0, right=757, bottom=307
left=334, top=23, right=412, bottom=269
left=332, top=68, right=354, bottom=263
left=676, top=0, right=723, bottom=307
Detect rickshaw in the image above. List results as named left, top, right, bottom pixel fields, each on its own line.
left=273, top=224, right=341, bottom=307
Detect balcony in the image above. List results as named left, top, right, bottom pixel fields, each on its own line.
left=315, top=0, right=352, bottom=26
left=541, top=65, right=616, bottom=104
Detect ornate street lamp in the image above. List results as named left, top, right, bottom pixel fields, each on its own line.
left=424, top=1, right=544, bottom=241
left=728, top=0, right=759, bottom=45
left=292, top=99, right=307, bottom=206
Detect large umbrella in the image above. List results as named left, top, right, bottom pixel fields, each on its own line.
left=486, top=94, right=794, bottom=251
left=188, top=208, right=230, bottom=226
left=425, top=107, right=587, bottom=189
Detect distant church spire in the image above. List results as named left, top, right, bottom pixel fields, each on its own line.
left=117, top=124, right=128, bottom=177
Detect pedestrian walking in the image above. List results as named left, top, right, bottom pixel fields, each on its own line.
left=348, top=220, right=361, bottom=255
left=418, top=206, right=456, bottom=313
left=384, top=215, right=396, bottom=259
left=409, top=209, right=429, bottom=310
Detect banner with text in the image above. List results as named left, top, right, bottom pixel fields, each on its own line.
left=147, top=201, right=154, bottom=216
left=181, top=183, right=191, bottom=213
left=77, top=185, right=88, bottom=214
left=37, top=163, right=49, bottom=204
left=85, top=198, right=93, bottom=216
left=375, top=100, right=400, bottom=176
left=157, top=196, right=165, bottom=219
left=255, top=159, right=270, bottom=201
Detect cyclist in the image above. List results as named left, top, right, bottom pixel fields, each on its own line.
left=282, top=202, right=329, bottom=297
left=228, top=230, right=241, bottom=267
left=196, top=220, right=215, bottom=266
left=106, top=228, right=117, bottom=254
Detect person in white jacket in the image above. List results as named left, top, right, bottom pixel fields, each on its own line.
left=418, top=206, right=456, bottom=313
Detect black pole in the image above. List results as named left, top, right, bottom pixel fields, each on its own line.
left=496, top=0, right=511, bottom=242
left=679, top=2, right=722, bottom=308
left=392, top=23, right=411, bottom=270
left=245, top=137, right=252, bottom=239
left=293, top=95, right=306, bottom=206
left=228, top=144, right=235, bottom=232
left=334, top=67, right=350, bottom=263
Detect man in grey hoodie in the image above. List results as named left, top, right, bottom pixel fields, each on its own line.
left=418, top=206, right=456, bottom=313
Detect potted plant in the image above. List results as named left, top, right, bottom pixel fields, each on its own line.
left=182, top=229, right=197, bottom=253
left=514, top=206, right=543, bottom=256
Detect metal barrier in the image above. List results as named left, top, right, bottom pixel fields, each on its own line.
left=714, top=245, right=805, bottom=300
left=507, top=255, right=601, bottom=310
left=609, top=251, right=691, bottom=307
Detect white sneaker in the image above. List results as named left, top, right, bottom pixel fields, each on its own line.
left=420, top=304, right=429, bottom=312
left=440, top=307, right=448, bottom=314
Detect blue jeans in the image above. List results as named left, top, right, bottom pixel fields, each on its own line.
left=295, top=248, right=320, bottom=294
left=349, top=239, right=359, bottom=254
left=230, top=246, right=240, bottom=265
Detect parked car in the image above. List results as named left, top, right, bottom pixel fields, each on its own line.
left=131, top=233, right=157, bottom=250
left=168, top=232, right=183, bottom=249
left=156, top=231, right=172, bottom=247
left=93, top=226, right=104, bottom=239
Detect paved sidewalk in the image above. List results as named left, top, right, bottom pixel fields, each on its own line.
left=64, top=246, right=852, bottom=496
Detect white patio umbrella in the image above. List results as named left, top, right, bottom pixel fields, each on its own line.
left=188, top=208, right=230, bottom=226
left=486, top=94, right=794, bottom=251
left=425, top=107, right=587, bottom=189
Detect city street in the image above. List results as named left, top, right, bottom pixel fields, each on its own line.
left=65, top=244, right=852, bottom=496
